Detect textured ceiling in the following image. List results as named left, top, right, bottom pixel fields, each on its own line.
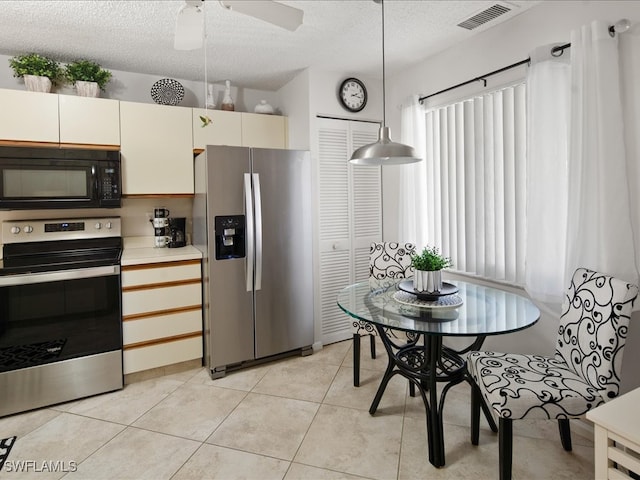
left=0, top=0, right=539, bottom=91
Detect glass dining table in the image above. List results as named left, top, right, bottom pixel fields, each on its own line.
left=337, top=278, right=540, bottom=468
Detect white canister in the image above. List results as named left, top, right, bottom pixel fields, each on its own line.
left=254, top=100, right=274, bottom=114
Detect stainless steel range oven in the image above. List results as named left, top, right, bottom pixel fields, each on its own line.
left=0, top=217, right=123, bottom=417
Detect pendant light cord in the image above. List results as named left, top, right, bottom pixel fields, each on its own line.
left=381, top=0, right=386, bottom=127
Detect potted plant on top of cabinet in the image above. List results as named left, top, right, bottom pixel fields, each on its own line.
left=8, top=53, right=62, bottom=93
left=64, top=59, right=112, bottom=97
left=410, top=245, right=452, bottom=293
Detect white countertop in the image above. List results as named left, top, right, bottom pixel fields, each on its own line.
left=121, top=237, right=202, bottom=266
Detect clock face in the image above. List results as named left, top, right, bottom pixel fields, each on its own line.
left=339, top=78, right=367, bottom=112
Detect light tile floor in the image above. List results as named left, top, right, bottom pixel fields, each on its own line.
left=0, top=339, right=595, bottom=480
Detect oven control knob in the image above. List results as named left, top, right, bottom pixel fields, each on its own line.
left=10, top=226, right=20, bottom=234
left=95, top=222, right=102, bottom=230
left=23, top=225, right=33, bottom=234
left=105, top=221, right=112, bottom=229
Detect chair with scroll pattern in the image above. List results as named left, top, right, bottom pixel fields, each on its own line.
left=352, top=241, right=416, bottom=387
left=466, top=268, right=638, bottom=480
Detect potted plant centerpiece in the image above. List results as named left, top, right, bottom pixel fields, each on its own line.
left=8, top=53, right=62, bottom=93
left=64, top=59, right=112, bottom=97
left=410, top=246, right=452, bottom=293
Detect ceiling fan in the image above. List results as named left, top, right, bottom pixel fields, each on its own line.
left=174, top=0, right=304, bottom=50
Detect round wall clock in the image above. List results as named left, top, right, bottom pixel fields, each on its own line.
left=339, top=77, right=367, bottom=112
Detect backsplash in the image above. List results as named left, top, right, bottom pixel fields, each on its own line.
left=0, top=197, right=193, bottom=256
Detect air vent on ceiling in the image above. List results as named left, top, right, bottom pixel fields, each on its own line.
left=457, top=4, right=511, bottom=30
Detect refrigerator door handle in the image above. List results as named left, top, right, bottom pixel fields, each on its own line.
left=244, top=173, right=254, bottom=292
left=253, top=173, right=263, bottom=291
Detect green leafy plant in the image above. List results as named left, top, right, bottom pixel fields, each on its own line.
left=8, top=53, right=63, bottom=85
left=410, top=246, right=452, bottom=271
left=64, top=59, right=112, bottom=90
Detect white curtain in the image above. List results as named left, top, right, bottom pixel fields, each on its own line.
left=525, top=21, right=639, bottom=305
left=399, top=95, right=428, bottom=246
left=524, top=44, right=571, bottom=305
left=564, top=21, right=638, bottom=287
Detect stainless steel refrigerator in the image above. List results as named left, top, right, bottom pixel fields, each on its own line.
left=193, top=145, right=314, bottom=378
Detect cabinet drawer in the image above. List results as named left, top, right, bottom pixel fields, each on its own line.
left=122, top=282, right=202, bottom=317
left=122, top=260, right=201, bottom=287
left=123, top=308, right=202, bottom=345
left=123, top=336, right=202, bottom=374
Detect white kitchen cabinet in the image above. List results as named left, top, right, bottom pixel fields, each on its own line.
left=315, top=117, right=381, bottom=345
left=120, top=101, right=194, bottom=195
left=59, top=94, right=120, bottom=147
left=241, top=112, right=287, bottom=148
left=121, top=259, right=203, bottom=375
left=192, top=108, right=242, bottom=150
left=0, top=88, right=59, bottom=145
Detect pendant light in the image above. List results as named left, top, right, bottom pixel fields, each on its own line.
left=350, top=0, right=421, bottom=166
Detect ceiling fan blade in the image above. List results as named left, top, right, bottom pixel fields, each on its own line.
left=174, top=2, right=204, bottom=50
left=220, top=1, right=303, bottom=32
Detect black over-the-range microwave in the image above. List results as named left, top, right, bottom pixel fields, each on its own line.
left=0, top=146, right=121, bottom=210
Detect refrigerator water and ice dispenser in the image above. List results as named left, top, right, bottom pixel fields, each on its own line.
left=214, top=215, right=245, bottom=260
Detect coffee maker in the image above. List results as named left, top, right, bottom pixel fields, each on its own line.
left=167, top=217, right=186, bottom=248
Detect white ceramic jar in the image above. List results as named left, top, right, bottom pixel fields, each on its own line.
left=254, top=100, right=274, bottom=114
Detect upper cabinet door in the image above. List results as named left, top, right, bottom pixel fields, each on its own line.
left=59, top=95, right=120, bottom=148
left=192, top=109, right=242, bottom=150
left=0, top=89, right=59, bottom=144
left=241, top=113, right=287, bottom=149
left=120, top=101, right=194, bottom=195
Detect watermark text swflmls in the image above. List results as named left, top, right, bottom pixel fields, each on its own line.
left=3, top=460, right=78, bottom=473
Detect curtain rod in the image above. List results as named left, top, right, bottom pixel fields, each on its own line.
left=418, top=44, right=569, bottom=104
left=419, top=21, right=627, bottom=104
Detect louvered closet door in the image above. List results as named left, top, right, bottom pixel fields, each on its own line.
left=351, top=124, right=382, bottom=282
left=317, top=117, right=381, bottom=345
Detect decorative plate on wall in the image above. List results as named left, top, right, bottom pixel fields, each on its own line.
left=150, top=78, right=185, bottom=106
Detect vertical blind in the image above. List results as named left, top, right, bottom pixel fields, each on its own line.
left=424, top=84, right=527, bottom=285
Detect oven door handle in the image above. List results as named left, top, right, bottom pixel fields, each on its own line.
left=0, top=265, right=120, bottom=286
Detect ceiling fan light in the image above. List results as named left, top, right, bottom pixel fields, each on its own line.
left=220, top=0, right=303, bottom=31
left=174, top=4, right=204, bottom=50
left=349, top=127, right=421, bottom=165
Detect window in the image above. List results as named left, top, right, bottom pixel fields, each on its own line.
left=422, top=84, right=527, bottom=285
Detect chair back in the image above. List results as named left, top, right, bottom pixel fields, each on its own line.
left=555, top=268, right=638, bottom=400
left=369, top=242, right=416, bottom=280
